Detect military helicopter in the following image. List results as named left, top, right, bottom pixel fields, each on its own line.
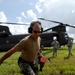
left=0, top=18, right=75, bottom=51
left=39, top=18, right=75, bottom=46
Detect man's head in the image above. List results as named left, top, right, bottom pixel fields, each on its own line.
left=53, top=36, right=57, bottom=41
left=28, top=21, right=43, bottom=39
left=28, top=21, right=43, bottom=33
left=68, top=37, right=73, bottom=41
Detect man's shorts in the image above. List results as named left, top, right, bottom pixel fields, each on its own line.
left=18, top=57, right=38, bottom=75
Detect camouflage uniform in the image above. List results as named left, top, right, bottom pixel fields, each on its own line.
left=18, top=57, right=38, bottom=75
left=51, top=40, right=60, bottom=57
left=67, top=37, right=73, bottom=57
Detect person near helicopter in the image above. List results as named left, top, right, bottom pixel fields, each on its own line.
left=51, top=37, right=60, bottom=57
left=0, top=20, right=44, bottom=75
left=67, top=37, right=73, bottom=58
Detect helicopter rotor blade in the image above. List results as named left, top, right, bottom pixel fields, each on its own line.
left=38, top=18, right=62, bottom=24
left=65, top=24, right=75, bottom=28
left=0, top=22, right=29, bottom=25
left=38, top=18, right=75, bottom=29
left=43, top=27, right=53, bottom=32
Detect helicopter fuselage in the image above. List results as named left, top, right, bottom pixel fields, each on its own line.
left=0, top=31, right=68, bottom=51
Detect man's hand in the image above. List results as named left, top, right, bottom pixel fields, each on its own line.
left=40, top=45, right=44, bottom=51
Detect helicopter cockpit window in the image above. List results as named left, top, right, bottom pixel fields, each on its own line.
left=0, top=25, right=12, bottom=35
left=62, top=32, right=68, bottom=39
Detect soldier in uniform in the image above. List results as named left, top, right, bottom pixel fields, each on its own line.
left=67, top=37, right=73, bottom=58
left=51, top=37, right=60, bottom=58
left=0, top=21, right=43, bottom=75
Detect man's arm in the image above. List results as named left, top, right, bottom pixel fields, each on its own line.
left=51, top=41, right=54, bottom=45
left=0, top=46, right=17, bottom=65
left=56, top=41, right=60, bottom=48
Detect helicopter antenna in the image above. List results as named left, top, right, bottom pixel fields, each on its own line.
left=0, top=22, right=29, bottom=25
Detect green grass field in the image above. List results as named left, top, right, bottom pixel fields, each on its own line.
left=0, top=44, right=75, bottom=75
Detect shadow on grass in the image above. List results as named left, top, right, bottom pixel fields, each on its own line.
left=42, top=49, right=53, bottom=56
left=64, top=56, right=70, bottom=60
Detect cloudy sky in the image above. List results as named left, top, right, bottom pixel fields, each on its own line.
left=0, top=0, right=75, bottom=42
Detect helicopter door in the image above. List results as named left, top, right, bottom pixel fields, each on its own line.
left=41, top=33, right=53, bottom=47
left=58, top=32, right=68, bottom=45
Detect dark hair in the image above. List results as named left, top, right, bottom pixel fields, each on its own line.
left=30, top=21, right=41, bottom=27
left=28, top=21, right=43, bottom=33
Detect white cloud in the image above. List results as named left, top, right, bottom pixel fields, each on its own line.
left=27, top=10, right=37, bottom=21
left=39, top=0, right=45, bottom=2
left=0, top=11, right=28, bottom=35
left=72, top=10, right=75, bottom=13
left=16, top=17, right=22, bottom=23
left=8, top=25, right=28, bottom=35
left=20, top=12, right=26, bottom=18
left=66, top=27, right=69, bottom=31
left=35, top=0, right=59, bottom=13
left=35, top=2, right=42, bottom=13
left=45, top=0, right=57, bottom=7
left=68, top=33, right=75, bottom=43
left=0, top=11, right=7, bottom=22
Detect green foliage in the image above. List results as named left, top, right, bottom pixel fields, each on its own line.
left=0, top=44, right=75, bottom=75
